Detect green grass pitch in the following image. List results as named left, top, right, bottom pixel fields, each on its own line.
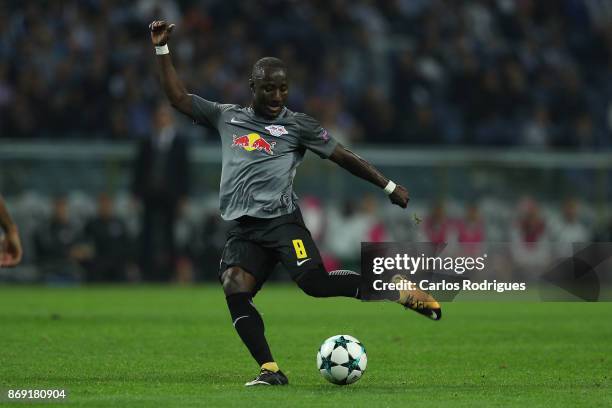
left=0, top=285, right=610, bottom=407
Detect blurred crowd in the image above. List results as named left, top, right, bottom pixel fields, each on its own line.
left=4, top=189, right=611, bottom=283
left=1, top=0, right=612, bottom=148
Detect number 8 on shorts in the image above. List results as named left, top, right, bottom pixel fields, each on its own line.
left=292, top=239, right=308, bottom=259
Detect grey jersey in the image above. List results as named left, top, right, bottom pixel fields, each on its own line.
left=191, top=94, right=338, bottom=220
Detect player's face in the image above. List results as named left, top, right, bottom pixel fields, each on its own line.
left=252, top=68, right=289, bottom=119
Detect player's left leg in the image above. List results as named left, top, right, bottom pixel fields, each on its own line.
left=268, top=210, right=361, bottom=298
left=272, top=209, right=442, bottom=320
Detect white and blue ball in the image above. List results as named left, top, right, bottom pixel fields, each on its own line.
left=316, top=334, right=367, bottom=385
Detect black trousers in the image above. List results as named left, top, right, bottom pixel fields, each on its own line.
left=140, top=200, right=177, bottom=282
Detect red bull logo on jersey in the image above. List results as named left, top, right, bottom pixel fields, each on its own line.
left=232, top=133, right=276, bottom=155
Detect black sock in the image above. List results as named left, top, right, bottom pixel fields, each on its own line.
left=226, top=292, right=274, bottom=366
left=296, top=268, right=361, bottom=298
left=328, top=270, right=362, bottom=299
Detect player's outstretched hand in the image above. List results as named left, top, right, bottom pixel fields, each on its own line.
left=389, top=184, right=410, bottom=208
left=0, top=229, right=23, bottom=267
left=149, top=20, right=175, bottom=46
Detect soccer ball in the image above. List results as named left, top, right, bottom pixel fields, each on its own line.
left=316, top=334, right=367, bottom=385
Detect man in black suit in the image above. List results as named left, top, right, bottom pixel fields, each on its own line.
left=132, top=104, right=190, bottom=281
left=81, top=193, right=132, bottom=282
left=34, top=195, right=86, bottom=282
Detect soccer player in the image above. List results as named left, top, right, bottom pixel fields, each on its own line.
left=0, top=195, right=23, bottom=267
left=150, top=21, right=441, bottom=386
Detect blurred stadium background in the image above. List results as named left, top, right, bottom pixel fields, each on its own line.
left=2, top=0, right=612, bottom=283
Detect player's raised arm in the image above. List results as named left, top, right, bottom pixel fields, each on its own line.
left=0, top=195, right=23, bottom=267
left=150, top=21, right=192, bottom=117
left=329, top=144, right=410, bottom=208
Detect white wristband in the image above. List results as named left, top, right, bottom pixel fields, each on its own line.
left=155, top=44, right=169, bottom=55
left=384, top=180, right=397, bottom=195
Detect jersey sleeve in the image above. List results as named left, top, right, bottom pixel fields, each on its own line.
left=295, top=113, right=338, bottom=158
left=190, top=94, right=233, bottom=129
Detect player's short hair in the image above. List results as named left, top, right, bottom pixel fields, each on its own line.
left=251, top=57, right=287, bottom=80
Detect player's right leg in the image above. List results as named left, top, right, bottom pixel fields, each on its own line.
left=221, top=266, right=288, bottom=386
left=219, top=236, right=288, bottom=386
